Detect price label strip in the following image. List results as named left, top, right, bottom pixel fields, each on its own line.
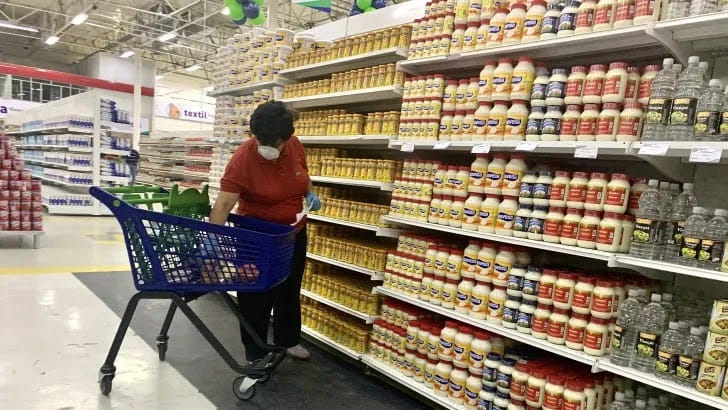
left=471, top=143, right=491, bottom=154
left=637, top=142, right=669, bottom=156
left=689, top=146, right=722, bottom=163
left=400, top=142, right=415, bottom=152
left=516, top=141, right=538, bottom=151
left=433, top=141, right=451, bottom=150
left=574, top=144, right=599, bottom=159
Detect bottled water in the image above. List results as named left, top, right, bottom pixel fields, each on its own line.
left=676, top=326, right=705, bottom=386
left=665, top=0, right=690, bottom=18
left=660, top=293, right=676, bottom=324
left=630, top=180, right=662, bottom=259
left=646, top=398, right=660, bottom=410
left=624, top=390, right=636, bottom=407
left=655, top=181, right=674, bottom=260
left=666, top=56, right=703, bottom=141
left=631, top=293, right=666, bottom=372
left=700, top=208, right=728, bottom=270
left=654, top=322, right=683, bottom=379
left=676, top=207, right=708, bottom=266
left=635, top=399, right=647, bottom=409
left=659, top=395, right=672, bottom=410
left=609, top=392, right=630, bottom=410
left=719, top=86, right=728, bottom=141
left=666, top=183, right=697, bottom=261
left=642, top=59, right=676, bottom=141
left=611, top=289, right=642, bottom=366
left=699, top=61, right=710, bottom=83
left=694, top=79, right=725, bottom=140
left=637, top=289, right=649, bottom=306
left=690, top=0, right=717, bottom=15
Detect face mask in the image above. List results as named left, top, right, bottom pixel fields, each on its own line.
left=257, top=145, right=280, bottom=160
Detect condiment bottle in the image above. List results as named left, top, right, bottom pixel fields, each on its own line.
left=540, top=2, right=563, bottom=39
left=557, top=0, right=580, bottom=37
left=576, top=209, right=602, bottom=249
left=491, top=58, right=514, bottom=101
left=575, top=0, right=598, bottom=34
left=593, top=0, right=617, bottom=31
left=602, top=62, right=629, bottom=104
left=523, top=0, right=547, bottom=42
left=577, top=103, right=600, bottom=141
left=486, top=8, right=508, bottom=47
left=582, top=64, right=607, bottom=104
left=478, top=61, right=498, bottom=102
left=510, top=57, right=536, bottom=101
left=565, top=66, right=588, bottom=105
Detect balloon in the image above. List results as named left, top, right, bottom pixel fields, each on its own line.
left=233, top=16, right=247, bottom=25
left=223, top=0, right=245, bottom=20
left=236, top=0, right=249, bottom=5
left=364, top=6, right=376, bottom=12
left=251, top=0, right=265, bottom=5
left=356, top=0, right=372, bottom=10
left=244, top=2, right=260, bottom=18
left=373, top=0, right=386, bottom=8
left=249, top=12, right=266, bottom=26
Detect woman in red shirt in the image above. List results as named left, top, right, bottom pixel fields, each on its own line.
left=209, top=101, right=321, bottom=367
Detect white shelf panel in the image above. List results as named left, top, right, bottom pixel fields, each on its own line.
left=383, top=215, right=614, bottom=262
left=43, top=204, right=96, bottom=215
left=18, top=144, right=94, bottom=153
left=611, top=255, right=728, bottom=283
left=34, top=175, right=92, bottom=188
left=632, top=141, right=728, bottom=159
left=375, top=286, right=598, bottom=366
left=207, top=79, right=290, bottom=97
left=100, top=148, right=131, bottom=156
left=654, top=13, right=728, bottom=45
left=23, top=158, right=93, bottom=172
left=6, top=126, right=93, bottom=136
left=279, top=47, right=408, bottom=81
left=307, top=214, right=379, bottom=232
left=280, top=86, right=403, bottom=110
left=99, top=175, right=130, bottom=184
left=100, top=121, right=133, bottom=134
left=301, top=326, right=362, bottom=360
left=361, top=355, right=465, bottom=410
left=298, top=135, right=392, bottom=145
left=300, top=290, right=378, bottom=324
left=389, top=140, right=631, bottom=156
left=310, top=175, right=393, bottom=191
left=306, top=252, right=384, bottom=280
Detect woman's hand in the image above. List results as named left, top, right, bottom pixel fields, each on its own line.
left=305, top=191, right=321, bottom=212
left=209, top=191, right=240, bottom=225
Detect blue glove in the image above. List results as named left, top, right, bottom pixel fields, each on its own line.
left=305, top=191, right=321, bottom=212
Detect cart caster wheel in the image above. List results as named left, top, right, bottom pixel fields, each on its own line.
left=100, top=375, right=114, bottom=395
left=157, top=341, right=168, bottom=361
left=256, top=373, right=270, bottom=384
left=232, top=377, right=257, bottom=401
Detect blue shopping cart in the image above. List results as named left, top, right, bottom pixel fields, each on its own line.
left=90, top=186, right=297, bottom=400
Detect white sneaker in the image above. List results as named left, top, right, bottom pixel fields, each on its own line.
left=286, top=344, right=310, bottom=360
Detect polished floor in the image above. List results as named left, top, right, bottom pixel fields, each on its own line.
left=0, top=216, right=429, bottom=409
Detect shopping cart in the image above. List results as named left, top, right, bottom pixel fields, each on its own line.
left=90, top=186, right=297, bottom=400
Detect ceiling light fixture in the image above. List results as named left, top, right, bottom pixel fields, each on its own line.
left=0, top=20, right=39, bottom=33
left=120, top=50, right=135, bottom=58
left=221, top=7, right=231, bottom=15
left=44, top=35, right=60, bottom=45
left=71, top=13, right=88, bottom=25
left=158, top=32, right=177, bottom=42
left=185, top=64, right=202, bottom=72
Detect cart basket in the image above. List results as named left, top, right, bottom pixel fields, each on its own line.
left=90, top=186, right=297, bottom=294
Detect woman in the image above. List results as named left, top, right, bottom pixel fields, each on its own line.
left=209, top=101, right=321, bottom=364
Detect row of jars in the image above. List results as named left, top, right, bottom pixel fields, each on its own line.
left=282, top=64, right=403, bottom=98
left=301, top=302, right=370, bottom=354
left=302, top=262, right=380, bottom=315
left=311, top=196, right=390, bottom=228
left=308, top=235, right=390, bottom=272
left=310, top=157, right=401, bottom=183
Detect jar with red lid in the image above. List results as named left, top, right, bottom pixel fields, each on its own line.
left=576, top=209, right=602, bottom=249
left=560, top=104, right=581, bottom=141
left=549, top=171, right=571, bottom=208
left=584, top=316, right=610, bottom=356
left=566, top=171, right=589, bottom=209
left=638, top=65, right=661, bottom=106
left=510, top=363, right=531, bottom=400
left=532, top=303, right=552, bottom=339
left=596, top=102, right=621, bottom=141
left=525, top=367, right=548, bottom=407
left=561, top=208, right=583, bottom=245
left=591, top=280, right=614, bottom=319
left=553, top=272, right=576, bottom=309
left=542, top=375, right=566, bottom=410
left=602, top=62, right=629, bottom=104
left=616, top=101, right=643, bottom=142
left=562, top=381, right=586, bottom=410
left=572, top=276, right=596, bottom=314
left=582, top=64, right=607, bottom=104
left=596, top=212, right=623, bottom=252
left=537, top=268, right=558, bottom=304
left=584, top=172, right=608, bottom=212
left=565, top=312, right=589, bottom=350
left=564, top=66, right=588, bottom=105
left=546, top=307, right=569, bottom=345
left=603, top=173, right=630, bottom=214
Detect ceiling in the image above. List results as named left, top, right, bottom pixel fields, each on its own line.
left=0, top=0, right=356, bottom=78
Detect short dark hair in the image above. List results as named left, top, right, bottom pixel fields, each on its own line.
left=250, top=101, right=295, bottom=146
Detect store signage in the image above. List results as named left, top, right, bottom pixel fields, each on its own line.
left=0, top=98, right=41, bottom=119
left=154, top=100, right=214, bottom=123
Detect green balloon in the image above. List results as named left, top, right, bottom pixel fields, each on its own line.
left=249, top=12, right=266, bottom=26
left=223, top=0, right=244, bottom=20
left=252, top=0, right=265, bottom=5
left=364, top=6, right=376, bottom=12
left=356, top=0, right=372, bottom=10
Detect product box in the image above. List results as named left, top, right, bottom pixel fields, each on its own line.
left=710, top=299, right=728, bottom=335
left=698, top=362, right=726, bottom=396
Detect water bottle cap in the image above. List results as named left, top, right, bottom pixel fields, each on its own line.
left=615, top=392, right=625, bottom=400
left=688, top=56, right=700, bottom=64
left=659, top=181, right=670, bottom=189
left=716, top=209, right=728, bottom=217
left=691, top=327, right=702, bottom=335
left=648, top=179, right=659, bottom=186
left=662, top=58, right=674, bottom=66
left=650, top=293, right=662, bottom=302
left=669, top=321, right=679, bottom=330
left=683, top=182, right=694, bottom=191
left=709, top=79, right=723, bottom=88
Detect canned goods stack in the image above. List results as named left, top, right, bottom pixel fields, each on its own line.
left=0, top=132, right=43, bottom=232
left=302, top=260, right=381, bottom=316
left=282, top=64, right=404, bottom=98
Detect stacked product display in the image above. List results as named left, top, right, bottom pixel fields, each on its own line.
left=301, top=298, right=372, bottom=354
left=294, top=109, right=401, bottom=137
left=306, top=147, right=402, bottom=182
left=282, top=64, right=403, bottom=98
left=0, top=132, right=43, bottom=233
left=137, top=135, right=213, bottom=190
left=308, top=222, right=391, bottom=273
left=302, top=260, right=381, bottom=316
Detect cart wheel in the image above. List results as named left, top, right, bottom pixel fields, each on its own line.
left=99, top=375, right=114, bottom=395
left=157, top=341, right=168, bottom=361
left=256, top=373, right=270, bottom=384
left=232, top=377, right=257, bottom=401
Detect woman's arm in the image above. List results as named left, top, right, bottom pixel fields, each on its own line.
left=209, top=191, right=240, bottom=225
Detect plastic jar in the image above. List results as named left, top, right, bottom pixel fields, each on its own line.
left=522, top=0, right=547, bottom=42
left=450, top=23, right=467, bottom=53
left=421, top=274, right=434, bottom=301
left=435, top=247, right=450, bottom=277
left=465, top=375, right=482, bottom=409
left=505, top=100, right=530, bottom=140
left=434, top=360, right=454, bottom=396
left=503, top=155, right=527, bottom=196
left=531, top=303, right=552, bottom=339
left=553, top=272, right=576, bottom=309
left=463, top=194, right=483, bottom=230
left=619, top=214, right=634, bottom=253
left=616, top=101, right=643, bottom=142
left=541, top=105, right=563, bottom=141
left=596, top=102, right=621, bottom=141
left=519, top=171, right=538, bottom=206
left=496, top=357, right=516, bottom=394
left=547, top=308, right=569, bottom=345
left=638, top=65, right=660, bottom=106
left=503, top=3, right=527, bottom=45
left=572, top=276, right=595, bottom=314
left=593, top=0, right=616, bottom=31
left=439, top=320, right=459, bottom=360
left=462, top=22, right=480, bottom=52
left=565, top=66, right=588, bottom=105
left=602, top=62, right=628, bottom=104
left=577, top=103, right=600, bottom=141
left=546, top=68, right=568, bottom=106
left=483, top=352, right=501, bottom=389
left=486, top=8, right=509, bottom=47
left=584, top=172, right=608, bottom=211
left=560, top=208, right=583, bottom=245
left=452, top=110, right=466, bottom=139
left=492, top=59, right=514, bottom=101
left=514, top=204, right=533, bottom=238
left=494, top=391, right=511, bottom=409
left=531, top=63, right=550, bottom=107
left=540, top=3, right=563, bottom=39
left=563, top=381, right=586, bottom=410
left=537, top=268, right=558, bottom=305
left=469, top=331, right=491, bottom=375
left=502, top=295, right=522, bottom=328
left=474, top=102, right=491, bottom=139
left=577, top=209, right=602, bottom=249
left=517, top=299, right=537, bottom=333
left=479, top=386, right=497, bottom=409
left=510, top=363, right=530, bottom=401
left=560, top=104, right=581, bottom=141
left=526, top=106, right=546, bottom=141
left=584, top=316, right=610, bottom=356
left=450, top=197, right=465, bottom=227
left=429, top=197, right=442, bottom=223
left=591, top=280, right=614, bottom=319
left=478, top=61, right=497, bottom=102
left=528, top=206, right=548, bottom=241
left=556, top=0, right=580, bottom=37
left=455, top=166, right=471, bottom=198
left=522, top=266, right=542, bottom=301
left=493, top=246, right=516, bottom=286
left=495, top=196, right=519, bottom=236
left=487, top=285, right=507, bottom=323
left=444, top=80, right=459, bottom=111
left=583, top=64, right=607, bottom=104
left=525, top=369, right=548, bottom=407
left=596, top=212, right=623, bottom=251
left=479, top=195, right=500, bottom=233
left=575, top=0, right=597, bottom=34
left=469, top=155, right=490, bottom=194
left=486, top=101, right=508, bottom=140
left=430, top=276, right=445, bottom=304
left=624, top=66, right=640, bottom=102
left=633, top=0, right=658, bottom=23
left=510, top=57, right=536, bottom=101
left=566, top=312, right=589, bottom=350
left=453, top=326, right=474, bottom=368
left=543, top=376, right=567, bottom=409
left=627, top=177, right=647, bottom=215
left=414, top=353, right=427, bottom=382
left=549, top=171, right=571, bottom=207
left=440, top=111, right=455, bottom=140
left=566, top=172, right=589, bottom=209
left=476, top=18, right=491, bottom=50
left=466, top=78, right=480, bottom=110
left=456, top=0, right=470, bottom=25
left=613, top=0, right=634, bottom=28
left=442, top=278, right=459, bottom=308
left=417, top=324, right=432, bottom=354
left=427, top=328, right=441, bottom=360
left=543, top=206, right=565, bottom=243
left=532, top=171, right=552, bottom=207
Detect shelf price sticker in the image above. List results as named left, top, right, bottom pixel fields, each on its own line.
left=400, top=142, right=415, bottom=152
left=516, top=141, right=538, bottom=151
left=471, top=143, right=491, bottom=154
left=433, top=141, right=451, bottom=150
left=689, top=147, right=722, bottom=163
left=637, top=142, right=669, bottom=156
left=574, top=144, right=599, bottom=159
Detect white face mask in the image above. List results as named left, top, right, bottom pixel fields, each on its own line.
left=257, top=145, right=280, bottom=160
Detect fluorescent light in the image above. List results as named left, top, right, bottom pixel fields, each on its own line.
left=120, top=50, right=135, bottom=58
left=158, top=32, right=177, bottom=42
left=71, top=13, right=88, bottom=25
left=0, top=20, right=39, bottom=33
left=221, top=6, right=230, bottom=15
left=44, top=35, right=60, bottom=45
left=185, top=64, right=201, bottom=72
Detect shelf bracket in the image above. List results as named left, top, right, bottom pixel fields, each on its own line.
left=645, top=22, right=691, bottom=66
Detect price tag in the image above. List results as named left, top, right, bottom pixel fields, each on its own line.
left=637, top=142, right=669, bottom=156
left=471, top=143, right=491, bottom=154
left=400, top=142, right=415, bottom=152
left=689, top=147, right=722, bottom=163
left=516, top=141, right=538, bottom=151
left=574, top=144, right=599, bottom=159
left=433, top=141, right=451, bottom=150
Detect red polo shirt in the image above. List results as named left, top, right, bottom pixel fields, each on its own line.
left=219, top=137, right=309, bottom=225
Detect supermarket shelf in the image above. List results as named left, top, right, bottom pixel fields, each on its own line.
left=18, top=144, right=94, bottom=153
left=300, top=290, right=378, bottom=324
left=5, top=126, right=93, bottom=136
left=23, top=158, right=92, bottom=172
left=99, top=175, right=130, bottom=184
left=383, top=215, right=614, bottom=261
left=100, top=148, right=131, bottom=156
left=306, top=253, right=384, bottom=280
left=298, top=135, right=393, bottom=145
left=34, top=175, right=92, bottom=188
left=308, top=214, right=377, bottom=232
left=596, top=359, right=728, bottom=410
left=310, top=175, right=393, bottom=191
left=280, top=86, right=403, bottom=110
left=654, top=13, right=728, bottom=52
left=301, top=326, right=362, bottom=360
left=183, top=156, right=213, bottom=162
left=375, top=286, right=598, bottom=366
left=361, top=355, right=464, bottom=410
left=278, top=47, right=409, bottom=81
left=610, top=255, right=728, bottom=283
left=631, top=141, right=728, bottom=159
left=207, top=79, right=289, bottom=97
left=100, top=121, right=133, bottom=134
left=389, top=140, right=631, bottom=156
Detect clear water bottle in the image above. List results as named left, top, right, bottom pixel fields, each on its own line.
left=694, top=79, right=725, bottom=141
left=630, top=179, right=662, bottom=259
left=675, top=326, right=705, bottom=386
left=700, top=208, right=728, bottom=270
left=719, top=86, right=728, bottom=141
left=676, top=207, right=708, bottom=266
left=631, top=293, right=666, bottom=372
left=666, top=0, right=690, bottom=18
left=655, top=181, right=674, bottom=260
left=609, top=392, right=630, bottom=410
left=654, top=321, right=683, bottom=379
left=635, top=399, right=647, bottom=410
left=642, top=59, right=676, bottom=141
left=624, top=390, right=636, bottom=407
left=660, top=293, right=676, bottom=325
left=611, top=289, right=643, bottom=366
left=699, top=61, right=710, bottom=83
left=658, top=395, right=672, bottom=410
left=666, top=56, right=703, bottom=141
left=646, top=397, right=660, bottom=410
left=666, top=183, right=697, bottom=261
left=690, top=0, right=717, bottom=14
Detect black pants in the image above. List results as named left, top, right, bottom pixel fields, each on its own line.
left=237, top=226, right=307, bottom=361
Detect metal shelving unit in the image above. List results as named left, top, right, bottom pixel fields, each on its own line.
left=279, top=47, right=409, bottom=81
left=300, top=290, right=378, bottom=324
left=306, top=253, right=385, bottom=280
